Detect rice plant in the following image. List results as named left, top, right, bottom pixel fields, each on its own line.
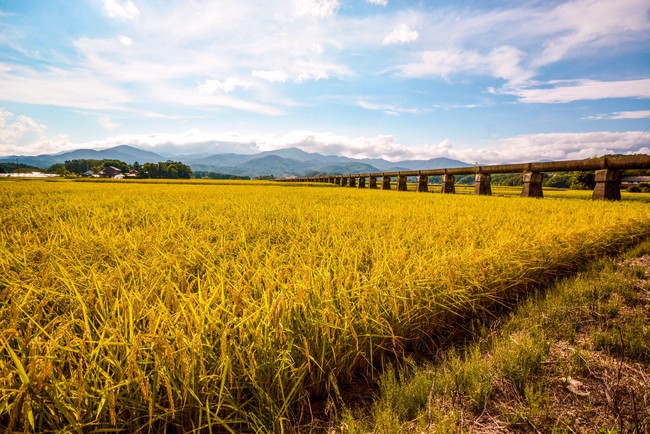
left=1, top=181, right=648, bottom=432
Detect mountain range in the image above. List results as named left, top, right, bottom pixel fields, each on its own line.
left=0, top=145, right=471, bottom=178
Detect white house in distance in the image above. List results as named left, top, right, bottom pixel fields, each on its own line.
left=98, top=166, right=123, bottom=178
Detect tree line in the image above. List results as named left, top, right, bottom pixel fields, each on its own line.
left=48, top=159, right=193, bottom=179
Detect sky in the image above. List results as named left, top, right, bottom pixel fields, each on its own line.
left=0, top=0, right=649, bottom=164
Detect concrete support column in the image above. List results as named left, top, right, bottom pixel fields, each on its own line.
left=521, top=172, right=544, bottom=198
left=358, top=177, right=366, bottom=188
left=474, top=174, right=492, bottom=196
left=341, top=177, right=348, bottom=187
left=349, top=177, right=357, bottom=187
left=369, top=176, right=378, bottom=189
left=398, top=175, right=408, bottom=191
left=593, top=169, right=622, bottom=201
left=382, top=176, right=391, bottom=190
left=441, top=174, right=455, bottom=194
left=335, top=177, right=341, bottom=185
left=417, top=174, right=429, bottom=192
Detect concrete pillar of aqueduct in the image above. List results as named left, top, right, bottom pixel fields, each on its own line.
left=349, top=177, right=357, bottom=187
left=474, top=174, right=492, bottom=196
left=369, top=176, right=378, bottom=189
left=398, top=175, right=408, bottom=191
left=417, top=174, right=429, bottom=192
left=341, top=177, right=348, bottom=187
left=521, top=172, right=544, bottom=198
left=382, top=176, right=391, bottom=190
left=592, top=169, right=622, bottom=201
left=441, top=174, right=455, bottom=194
left=358, top=177, right=366, bottom=188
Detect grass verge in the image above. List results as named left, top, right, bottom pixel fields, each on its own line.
left=333, top=239, right=650, bottom=433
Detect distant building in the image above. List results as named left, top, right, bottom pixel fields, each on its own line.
left=99, top=166, right=122, bottom=178
left=83, top=170, right=95, bottom=177
left=126, top=169, right=139, bottom=177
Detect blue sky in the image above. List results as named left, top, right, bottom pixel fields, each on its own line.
left=0, top=0, right=649, bottom=164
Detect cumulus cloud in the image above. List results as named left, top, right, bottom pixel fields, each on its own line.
left=3, top=109, right=649, bottom=166
left=367, top=0, right=388, bottom=5
left=399, top=46, right=533, bottom=85
left=500, top=78, right=650, bottom=103
left=0, top=109, right=70, bottom=155
left=252, top=70, right=289, bottom=83
left=293, top=0, right=339, bottom=18
left=383, top=24, right=419, bottom=45
left=198, top=77, right=251, bottom=94
left=118, top=35, right=133, bottom=46
left=454, top=131, right=650, bottom=164
left=297, top=70, right=329, bottom=82
left=103, top=0, right=139, bottom=20
left=294, top=61, right=354, bottom=82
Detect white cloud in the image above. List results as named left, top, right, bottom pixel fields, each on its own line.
left=586, top=110, right=650, bottom=120
left=198, top=77, right=251, bottom=94
left=118, top=35, right=133, bottom=46
left=252, top=70, right=289, bottom=83
left=294, top=61, right=354, bottom=82
left=153, top=82, right=283, bottom=115
left=0, top=66, right=131, bottom=111
left=501, top=78, right=650, bottom=104
left=533, top=0, right=650, bottom=67
left=103, top=0, right=140, bottom=20
left=297, top=70, right=329, bottom=82
left=293, top=0, right=340, bottom=18
left=454, top=131, right=650, bottom=164
left=0, top=109, right=69, bottom=155
left=399, top=46, right=533, bottom=85
left=98, top=116, right=119, bottom=131
left=367, top=0, right=388, bottom=5
left=3, top=111, right=649, bottom=167
left=383, top=24, right=419, bottom=45
left=242, top=130, right=650, bottom=164
left=357, top=100, right=423, bottom=116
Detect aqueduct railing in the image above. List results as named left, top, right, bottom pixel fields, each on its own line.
left=282, top=155, right=650, bottom=200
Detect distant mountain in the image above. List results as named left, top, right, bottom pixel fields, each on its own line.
left=0, top=145, right=471, bottom=178
left=187, top=147, right=470, bottom=177
left=0, top=145, right=166, bottom=167
left=389, top=157, right=473, bottom=171
left=304, top=162, right=381, bottom=175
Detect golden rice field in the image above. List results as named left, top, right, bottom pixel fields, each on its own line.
left=1, top=180, right=649, bottom=432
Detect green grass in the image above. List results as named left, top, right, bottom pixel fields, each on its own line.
left=336, top=239, right=650, bottom=433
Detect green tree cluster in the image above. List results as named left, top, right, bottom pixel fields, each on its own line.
left=544, top=172, right=595, bottom=189
left=0, top=162, right=41, bottom=173
left=49, top=159, right=132, bottom=176
left=140, top=161, right=192, bottom=179
left=46, top=159, right=193, bottom=179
